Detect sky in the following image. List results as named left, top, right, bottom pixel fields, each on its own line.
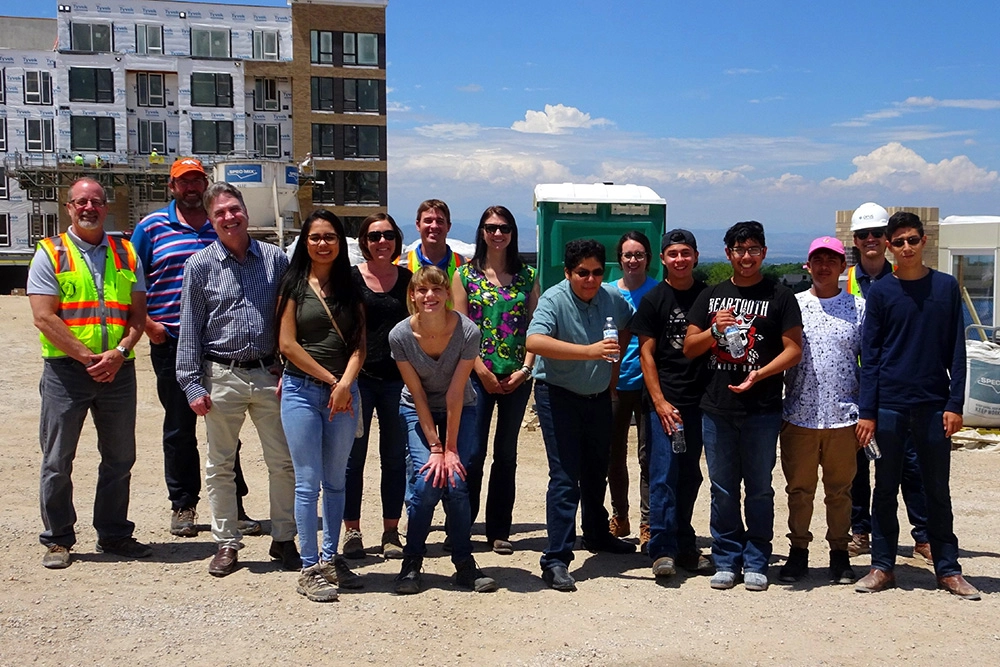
left=6, top=0, right=1000, bottom=258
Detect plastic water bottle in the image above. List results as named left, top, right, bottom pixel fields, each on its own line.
left=863, top=437, right=882, bottom=461
left=671, top=422, right=687, bottom=454
left=603, top=317, right=619, bottom=363
left=724, top=324, right=745, bottom=359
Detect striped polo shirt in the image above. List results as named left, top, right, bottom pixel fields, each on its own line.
left=131, top=200, right=219, bottom=338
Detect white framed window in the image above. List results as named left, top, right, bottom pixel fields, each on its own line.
left=254, top=78, right=279, bottom=111
left=253, top=31, right=279, bottom=61
left=71, top=116, right=116, bottom=152
left=0, top=167, right=8, bottom=200
left=0, top=213, right=10, bottom=247
left=192, top=120, right=234, bottom=154
left=28, top=187, right=57, bottom=201
left=343, top=33, right=378, bottom=66
left=0, top=119, right=6, bottom=151
left=26, top=118, right=54, bottom=152
left=0, top=69, right=5, bottom=104
left=137, top=72, right=165, bottom=107
left=71, top=22, right=113, bottom=53
left=191, top=28, right=230, bottom=58
left=138, top=119, right=166, bottom=154
left=136, top=24, right=163, bottom=55
left=69, top=68, right=114, bottom=104
left=24, top=71, right=52, bottom=105
left=254, top=123, right=280, bottom=157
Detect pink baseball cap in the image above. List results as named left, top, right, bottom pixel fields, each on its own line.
left=807, top=236, right=846, bottom=259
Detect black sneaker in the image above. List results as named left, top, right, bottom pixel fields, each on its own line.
left=581, top=533, right=636, bottom=554
left=394, top=556, right=422, bottom=595
left=268, top=540, right=302, bottom=571
left=454, top=557, right=498, bottom=592
left=779, top=547, right=809, bottom=582
left=96, top=537, right=152, bottom=559
left=829, top=549, right=856, bottom=585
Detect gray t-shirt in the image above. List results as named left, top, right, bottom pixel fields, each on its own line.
left=27, top=230, right=147, bottom=296
left=388, top=312, right=481, bottom=411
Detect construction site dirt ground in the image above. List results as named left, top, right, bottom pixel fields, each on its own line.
left=1, top=294, right=999, bottom=666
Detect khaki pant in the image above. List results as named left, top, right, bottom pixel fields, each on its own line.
left=779, top=423, right=858, bottom=551
left=203, top=362, right=296, bottom=548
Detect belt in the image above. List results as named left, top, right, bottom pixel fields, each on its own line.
left=537, top=380, right=606, bottom=400
left=204, top=353, right=275, bottom=369
left=283, top=368, right=333, bottom=388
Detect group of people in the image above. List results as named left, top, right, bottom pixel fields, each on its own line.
left=28, top=165, right=979, bottom=602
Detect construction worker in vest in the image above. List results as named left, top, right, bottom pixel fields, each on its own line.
left=398, top=199, right=465, bottom=280
left=846, top=201, right=932, bottom=566
left=27, top=177, right=150, bottom=570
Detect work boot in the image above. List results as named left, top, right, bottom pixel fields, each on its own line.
left=848, top=532, right=870, bottom=557
left=829, top=549, right=855, bottom=584
left=779, top=547, right=808, bottom=582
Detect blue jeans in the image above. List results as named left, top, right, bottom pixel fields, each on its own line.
left=871, top=406, right=961, bottom=576
left=343, top=375, right=406, bottom=522
left=39, top=359, right=138, bottom=548
left=400, top=403, right=478, bottom=564
left=280, top=374, right=360, bottom=567
left=535, top=381, right=613, bottom=572
left=851, top=439, right=929, bottom=542
left=466, top=374, right=533, bottom=542
left=646, top=405, right=704, bottom=561
left=702, top=410, right=782, bottom=575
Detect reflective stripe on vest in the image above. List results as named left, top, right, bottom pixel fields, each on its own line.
left=399, top=248, right=463, bottom=280
left=37, top=233, right=138, bottom=358
left=846, top=265, right=861, bottom=296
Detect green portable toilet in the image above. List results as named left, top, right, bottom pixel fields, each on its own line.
left=534, top=183, right=667, bottom=291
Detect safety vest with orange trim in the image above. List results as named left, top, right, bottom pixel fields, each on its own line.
left=398, top=247, right=464, bottom=281
left=36, top=233, right=138, bottom=359
left=846, top=262, right=894, bottom=297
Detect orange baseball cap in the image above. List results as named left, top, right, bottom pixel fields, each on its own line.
left=170, top=157, right=207, bottom=179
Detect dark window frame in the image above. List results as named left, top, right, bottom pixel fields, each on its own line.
left=311, top=77, right=335, bottom=111
left=70, top=116, right=116, bottom=152
left=69, top=68, right=115, bottom=104
left=137, top=72, right=165, bottom=108
left=190, top=72, right=233, bottom=108
left=192, top=120, right=234, bottom=155
left=310, top=30, right=334, bottom=64
left=254, top=78, right=279, bottom=111
left=190, top=28, right=230, bottom=58
left=71, top=22, right=113, bottom=53
left=138, top=119, right=166, bottom=154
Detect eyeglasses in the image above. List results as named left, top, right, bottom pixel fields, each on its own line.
left=572, top=267, right=605, bottom=278
left=889, top=235, right=922, bottom=248
left=366, top=230, right=397, bottom=243
left=621, top=251, right=648, bottom=261
left=307, top=233, right=340, bottom=244
left=854, top=229, right=885, bottom=240
left=729, top=246, right=764, bottom=257
left=484, top=224, right=512, bottom=235
left=68, top=198, right=106, bottom=209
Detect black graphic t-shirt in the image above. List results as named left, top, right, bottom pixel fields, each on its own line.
left=631, top=279, right=709, bottom=410
left=688, top=277, right=802, bottom=415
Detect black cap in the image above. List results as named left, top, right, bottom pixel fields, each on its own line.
left=661, top=229, right=697, bottom=252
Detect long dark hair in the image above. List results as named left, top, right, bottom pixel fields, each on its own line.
left=276, top=210, right=364, bottom=352
left=471, top=205, right=523, bottom=274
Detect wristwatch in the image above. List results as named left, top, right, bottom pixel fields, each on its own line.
left=115, top=345, right=129, bottom=357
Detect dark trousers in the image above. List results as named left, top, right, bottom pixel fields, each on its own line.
left=851, top=438, right=928, bottom=542
left=535, top=381, right=613, bottom=571
left=466, top=374, right=533, bottom=542
left=39, top=359, right=138, bottom=548
left=149, top=337, right=248, bottom=511
left=871, top=406, right=962, bottom=576
left=343, top=375, right=407, bottom=522
left=608, top=388, right=650, bottom=524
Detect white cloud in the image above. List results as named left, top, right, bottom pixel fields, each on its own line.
left=511, top=103, right=612, bottom=134
left=837, top=96, right=1000, bottom=126
left=822, top=142, right=999, bottom=193
left=725, top=67, right=763, bottom=75
left=457, top=84, right=483, bottom=93
left=394, top=148, right=573, bottom=186
left=413, top=123, right=482, bottom=139
left=387, top=101, right=411, bottom=113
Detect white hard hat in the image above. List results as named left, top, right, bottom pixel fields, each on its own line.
left=850, top=202, right=889, bottom=232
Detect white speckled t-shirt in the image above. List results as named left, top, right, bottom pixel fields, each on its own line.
left=783, top=289, right=866, bottom=429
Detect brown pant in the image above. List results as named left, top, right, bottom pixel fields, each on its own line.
left=779, top=423, right=858, bottom=551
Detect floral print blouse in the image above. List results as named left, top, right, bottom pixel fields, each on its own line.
left=458, top=263, right=536, bottom=375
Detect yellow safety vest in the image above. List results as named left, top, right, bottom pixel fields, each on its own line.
left=847, top=263, right=894, bottom=297
left=36, top=233, right=138, bottom=359
left=398, top=247, right=464, bottom=281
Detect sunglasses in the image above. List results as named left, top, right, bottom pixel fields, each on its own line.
left=854, top=229, right=886, bottom=240
left=572, top=267, right=605, bottom=278
left=484, top=224, right=513, bottom=235
left=366, top=230, right=397, bottom=243
left=889, top=235, right=922, bottom=248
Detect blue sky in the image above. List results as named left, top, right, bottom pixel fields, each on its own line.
left=7, top=0, right=1000, bottom=257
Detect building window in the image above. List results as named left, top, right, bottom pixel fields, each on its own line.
left=311, top=77, right=334, bottom=111
left=345, top=171, right=381, bottom=204
left=0, top=70, right=5, bottom=104
left=71, top=116, right=116, bottom=152
left=26, top=118, right=54, bottom=152
left=138, top=119, right=166, bottom=154
left=254, top=78, right=278, bottom=111
left=344, top=79, right=380, bottom=113
left=254, top=123, right=280, bottom=158
left=24, top=71, right=52, bottom=105
left=344, top=125, right=381, bottom=159
left=69, top=68, right=115, bottom=104
left=312, top=171, right=336, bottom=203
left=192, top=120, right=234, bottom=154
left=27, top=186, right=57, bottom=201
left=0, top=119, right=6, bottom=151
left=29, top=213, right=58, bottom=245
left=0, top=214, right=10, bottom=247
left=311, top=124, right=335, bottom=157
left=343, top=33, right=378, bottom=66
left=0, top=167, right=8, bottom=200
left=190, top=73, right=232, bottom=107
left=253, top=30, right=279, bottom=61
left=136, top=24, right=163, bottom=55
left=71, top=22, right=113, bottom=53
left=191, top=28, right=230, bottom=58
left=310, top=30, right=334, bottom=64
left=137, top=72, right=165, bottom=107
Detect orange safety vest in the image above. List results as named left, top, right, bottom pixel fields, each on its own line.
left=398, top=246, right=464, bottom=280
